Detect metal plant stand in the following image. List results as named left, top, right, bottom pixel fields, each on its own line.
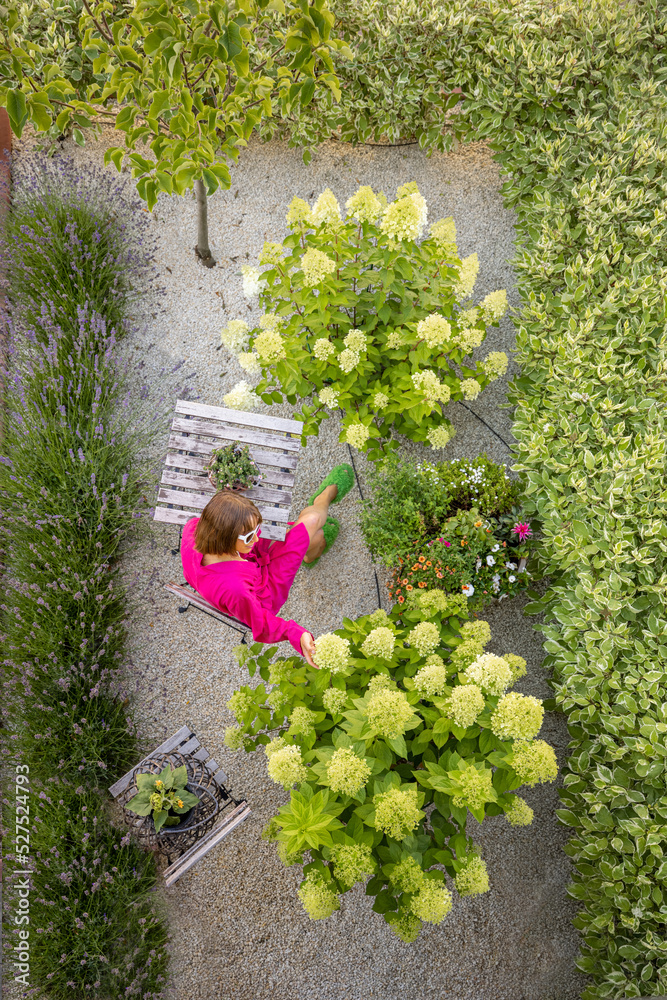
left=110, top=725, right=251, bottom=885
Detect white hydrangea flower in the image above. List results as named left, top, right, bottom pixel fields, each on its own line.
left=346, top=185, right=383, bottom=223
left=360, top=626, right=396, bottom=661
left=460, top=328, right=485, bottom=353
left=410, top=621, right=440, bottom=656
left=430, top=216, right=457, bottom=249
left=254, top=328, right=286, bottom=363
left=373, top=391, right=389, bottom=409
left=454, top=253, right=479, bottom=299
left=237, top=351, right=261, bottom=373
left=380, top=182, right=427, bottom=242
left=480, top=289, right=508, bottom=323
left=318, top=386, right=339, bottom=409
left=460, top=378, right=481, bottom=401
left=386, top=330, right=404, bottom=349
left=312, top=338, right=335, bottom=361
left=220, top=319, right=249, bottom=353
left=464, top=653, right=514, bottom=696
left=301, top=248, right=337, bottom=287
left=286, top=196, right=313, bottom=228
left=412, top=370, right=451, bottom=406
left=314, top=633, right=351, bottom=673
left=223, top=380, right=260, bottom=411
left=346, top=423, right=370, bottom=450
left=241, top=265, right=265, bottom=299
left=338, top=348, right=360, bottom=374
left=426, top=424, right=455, bottom=450
left=311, top=187, right=342, bottom=226
left=417, top=313, right=452, bottom=349
left=482, top=351, right=509, bottom=380
left=344, top=328, right=367, bottom=351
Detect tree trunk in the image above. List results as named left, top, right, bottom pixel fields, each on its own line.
left=194, top=178, right=216, bottom=268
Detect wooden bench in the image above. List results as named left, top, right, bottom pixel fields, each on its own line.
left=109, top=724, right=251, bottom=886
left=164, top=580, right=250, bottom=641
left=154, top=399, right=304, bottom=542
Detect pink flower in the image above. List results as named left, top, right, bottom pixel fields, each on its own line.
left=512, top=522, right=532, bottom=541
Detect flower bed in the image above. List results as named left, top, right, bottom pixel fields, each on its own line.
left=359, top=455, right=531, bottom=609
left=224, top=590, right=557, bottom=940
left=1, top=157, right=168, bottom=997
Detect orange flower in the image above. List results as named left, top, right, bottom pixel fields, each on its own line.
left=406, top=585, right=413, bottom=591
left=402, top=578, right=409, bottom=585
left=412, top=564, right=420, bottom=571
left=398, top=596, right=405, bottom=604
left=474, top=520, right=482, bottom=528
left=461, top=540, right=466, bottom=546
left=503, top=541, right=507, bottom=547
left=425, top=561, right=432, bottom=567
left=418, top=581, right=427, bottom=588
left=436, top=571, right=443, bottom=578
left=418, top=555, right=426, bottom=563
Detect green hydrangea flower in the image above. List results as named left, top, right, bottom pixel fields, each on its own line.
left=459, top=620, right=492, bottom=646
left=366, top=689, right=414, bottom=739
left=387, top=910, right=422, bottom=943
left=367, top=674, right=395, bottom=693
left=504, top=795, right=534, bottom=827
left=414, top=662, right=448, bottom=699
left=226, top=690, right=255, bottom=721
left=345, top=185, right=383, bottom=223
left=455, top=855, right=490, bottom=897
left=224, top=725, right=245, bottom=750
left=266, top=745, right=308, bottom=789
left=464, top=653, right=513, bottom=696
left=330, top=843, right=375, bottom=888
left=289, top=706, right=316, bottom=736
left=491, top=692, right=544, bottom=741
left=327, top=748, right=371, bottom=796
left=373, top=787, right=423, bottom=840
left=322, top=687, right=347, bottom=715
left=277, top=842, right=304, bottom=867
left=449, top=639, right=484, bottom=671
left=409, top=880, right=453, bottom=924
left=503, top=653, right=527, bottom=683
left=298, top=872, right=340, bottom=919
left=410, top=621, right=441, bottom=656
left=314, top=633, right=351, bottom=674
left=390, top=857, right=425, bottom=894
left=446, top=683, right=485, bottom=729
left=512, top=739, right=558, bottom=787
left=361, top=626, right=396, bottom=660
left=451, top=766, right=494, bottom=811
left=368, top=608, right=390, bottom=627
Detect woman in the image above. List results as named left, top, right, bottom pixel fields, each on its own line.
left=180, top=464, right=354, bottom=667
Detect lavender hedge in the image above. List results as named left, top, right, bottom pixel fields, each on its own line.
left=1, top=157, right=168, bottom=998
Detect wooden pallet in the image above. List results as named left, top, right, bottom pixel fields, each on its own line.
left=155, top=400, right=303, bottom=541
left=164, top=580, right=250, bottom=638
left=109, top=725, right=251, bottom=885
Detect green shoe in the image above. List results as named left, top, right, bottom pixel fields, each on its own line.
left=304, top=516, right=339, bottom=568
left=308, top=463, right=355, bottom=506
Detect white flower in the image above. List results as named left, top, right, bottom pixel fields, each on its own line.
left=346, top=423, right=370, bottom=450
left=346, top=185, right=383, bottom=223
left=241, top=265, right=265, bottom=299
left=338, top=348, right=360, bottom=374
left=508, top=574, right=516, bottom=583
left=386, top=330, right=403, bottom=349
left=380, top=183, right=428, bottom=242
left=319, top=387, right=339, bottom=409
left=302, top=248, right=337, bottom=287
left=460, top=378, right=481, bottom=401
left=373, top=391, right=389, bottom=409
left=223, top=380, right=260, bottom=411
left=412, top=370, right=451, bottom=406
left=416, top=313, right=452, bottom=349
left=480, top=289, right=508, bottom=323
left=312, top=338, right=335, bottom=361
left=506, top=562, right=517, bottom=570
left=237, top=352, right=261, bottom=373
left=311, top=188, right=342, bottom=226
left=220, top=319, right=250, bottom=353
left=491, top=574, right=501, bottom=593
left=486, top=555, right=495, bottom=567
left=462, top=583, right=475, bottom=597
left=454, top=253, right=479, bottom=299
left=426, top=424, right=455, bottom=450
left=344, top=328, right=367, bottom=351
left=492, top=544, right=500, bottom=553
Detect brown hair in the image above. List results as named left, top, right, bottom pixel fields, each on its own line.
left=194, top=491, right=263, bottom=556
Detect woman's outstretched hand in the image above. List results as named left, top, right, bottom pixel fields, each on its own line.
left=301, top=632, right=319, bottom=669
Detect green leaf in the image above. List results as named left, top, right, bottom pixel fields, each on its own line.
left=7, top=90, right=28, bottom=136
left=153, top=809, right=169, bottom=833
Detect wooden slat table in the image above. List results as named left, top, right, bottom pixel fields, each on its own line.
left=155, top=400, right=303, bottom=541
left=109, top=725, right=251, bottom=886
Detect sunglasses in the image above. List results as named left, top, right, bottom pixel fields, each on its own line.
left=237, top=524, right=261, bottom=545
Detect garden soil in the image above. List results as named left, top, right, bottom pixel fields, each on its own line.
left=14, top=129, right=585, bottom=1000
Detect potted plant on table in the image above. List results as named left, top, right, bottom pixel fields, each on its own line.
left=126, top=764, right=201, bottom=834
left=205, top=442, right=262, bottom=492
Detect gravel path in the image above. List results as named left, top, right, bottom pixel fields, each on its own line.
left=15, top=130, right=585, bottom=1000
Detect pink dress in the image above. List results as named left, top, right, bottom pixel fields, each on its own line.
left=180, top=517, right=311, bottom=655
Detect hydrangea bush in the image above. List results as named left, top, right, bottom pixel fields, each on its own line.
left=224, top=590, right=556, bottom=940
left=220, top=184, right=508, bottom=461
